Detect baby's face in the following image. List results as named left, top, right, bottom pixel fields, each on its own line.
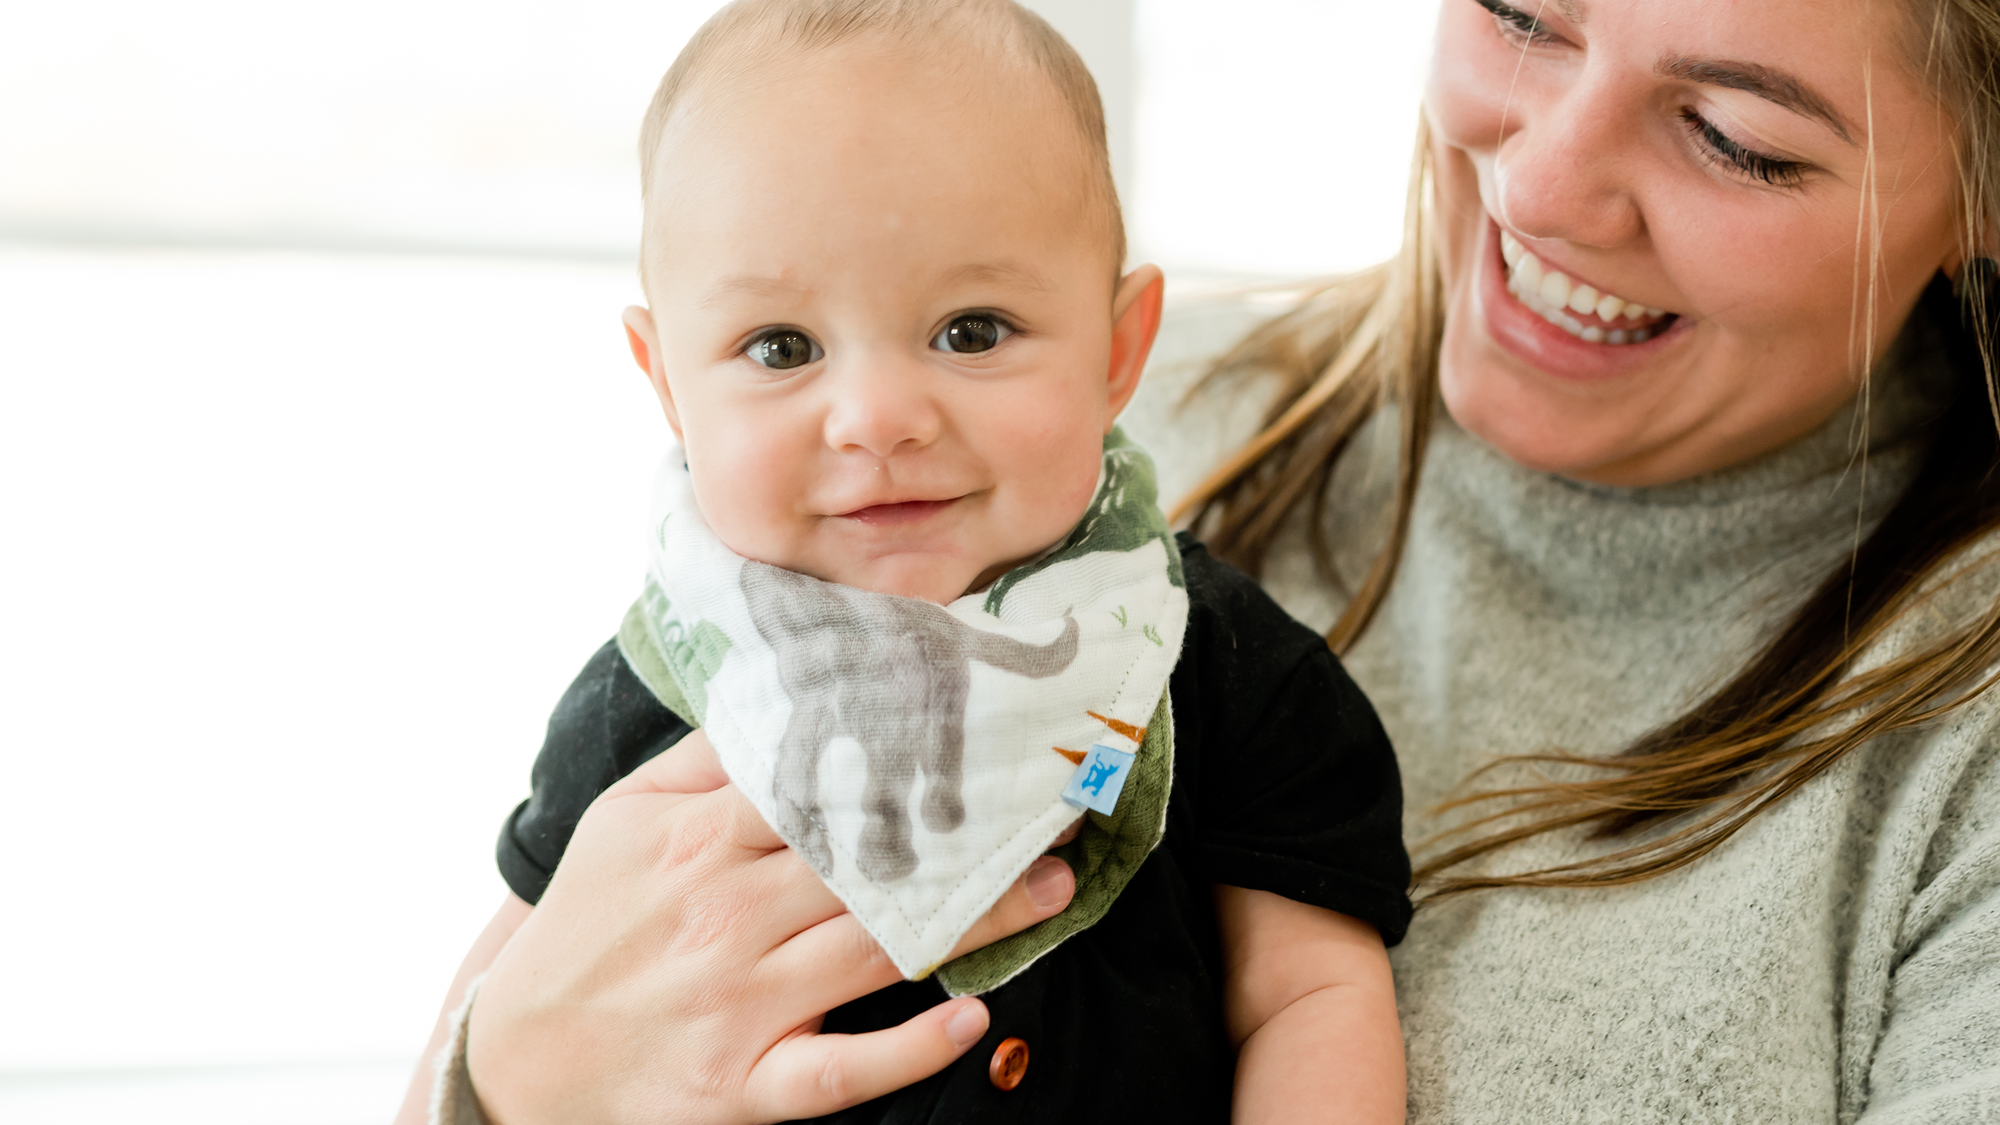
left=628, top=41, right=1159, bottom=604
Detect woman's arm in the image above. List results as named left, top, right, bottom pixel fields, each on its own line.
left=1855, top=743, right=2000, bottom=1123
left=1216, top=885, right=1405, bottom=1125
left=394, top=894, right=534, bottom=1125
left=404, top=730, right=1075, bottom=1125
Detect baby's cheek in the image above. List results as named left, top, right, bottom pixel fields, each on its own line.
left=1013, top=431, right=1108, bottom=539
left=686, top=445, right=792, bottom=560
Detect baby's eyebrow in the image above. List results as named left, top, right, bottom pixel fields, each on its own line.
left=941, top=260, right=1056, bottom=293
left=700, top=274, right=811, bottom=309
left=697, top=261, right=1054, bottom=311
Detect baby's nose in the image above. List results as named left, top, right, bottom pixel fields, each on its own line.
left=821, top=358, right=942, bottom=457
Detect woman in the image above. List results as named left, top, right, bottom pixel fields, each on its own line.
left=403, top=0, right=2000, bottom=1120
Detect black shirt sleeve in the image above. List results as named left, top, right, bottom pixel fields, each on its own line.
left=496, top=639, right=693, bottom=905
left=1165, top=535, right=1413, bottom=945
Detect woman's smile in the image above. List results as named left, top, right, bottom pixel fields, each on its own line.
left=1498, top=227, right=1673, bottom=344
left=1477, top=218, right=1691, bottom=383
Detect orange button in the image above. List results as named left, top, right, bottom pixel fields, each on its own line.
left=988, top=1037, right=1029, bottom=1090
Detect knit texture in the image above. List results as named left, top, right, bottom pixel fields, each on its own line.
left=430, top=975, right=487, bottom=1125
left=1123, top=287, right=2000, bottom=1124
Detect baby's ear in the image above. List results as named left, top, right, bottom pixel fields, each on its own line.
left=623, top=305, right=683, bottom=438
left=1105, top=265, right=1165, bottom=424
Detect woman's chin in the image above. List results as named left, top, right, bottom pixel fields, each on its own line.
left=1437, top=365, right=1662, bottom=485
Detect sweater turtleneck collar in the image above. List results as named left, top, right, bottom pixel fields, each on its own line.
left=1412, top=281, right=1960, bottom=626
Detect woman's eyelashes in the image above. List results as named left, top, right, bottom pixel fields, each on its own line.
left=745, top=328, right=822, bottom=370
left=1474, top=0, right=1560, bottom=45
left=931, top=313, right=1015, bottom=355
left=1678, top=109, right=1809, bottom=187
left=1470, top=0, right=1810, bottom=191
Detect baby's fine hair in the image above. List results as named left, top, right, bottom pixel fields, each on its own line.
left=638, top=0, right=1124, bottom=271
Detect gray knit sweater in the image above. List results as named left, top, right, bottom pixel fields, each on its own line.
left=1122, top=292, right=2000, bottom=1124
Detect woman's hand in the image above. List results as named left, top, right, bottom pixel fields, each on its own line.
left=463, top=730, right=1077, bottom=1125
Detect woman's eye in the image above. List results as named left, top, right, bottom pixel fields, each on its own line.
left=747, top=330, right=821, bottom=370
left=1473, top=0, right=1557, bottom=44
left=1678, top=109, right=1808, bottom=188
left=932, top=314, right=1012, bottom=354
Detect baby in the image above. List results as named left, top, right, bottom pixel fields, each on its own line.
left=492, top=1, right=1412, bottom=1121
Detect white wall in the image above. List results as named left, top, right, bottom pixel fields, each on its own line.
left=0, top=0, right=1432, bottom=276
left=0, top=1, right=1133, bottom=259
left=0, top=247, right=659, bottom=1074
left=0, top=0, right=708, bottom=255
left=1136, top=0, right=1440, bottom=276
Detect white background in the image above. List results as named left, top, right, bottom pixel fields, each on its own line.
left=0, top=1, right=1438, bottom=1119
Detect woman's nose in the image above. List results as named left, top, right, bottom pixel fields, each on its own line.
left=1492, top=69, right=1645, bottom=250
left=820, top=353, right=942, bottom=458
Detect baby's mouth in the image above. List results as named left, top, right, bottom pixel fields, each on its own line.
left=839, top=498, right=958, bottom=526
left=1500, top=230, right=1679, bottom=345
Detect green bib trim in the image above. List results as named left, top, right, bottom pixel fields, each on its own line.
left=934, top=688, right=1173, bottom=995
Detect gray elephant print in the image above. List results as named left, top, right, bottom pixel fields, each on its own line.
left=740, top=562, right=1081, bottom=882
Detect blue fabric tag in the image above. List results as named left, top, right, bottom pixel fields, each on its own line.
left=1061, top=744, right=1137, bottom=815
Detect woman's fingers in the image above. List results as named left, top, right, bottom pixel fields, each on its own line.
left=600, top=727, right=728, bottom=799
left=598, top=776, right=789, bottom=862
left=748, top=998, right=991, bottom=1121
left=946, top=854, right=1074, bottom=960
left=681, top=780, right=790, bottom=855
left=759, top=910, right=910, bottom=1016
left=760, top=853, right=1074, bottom=1016
left=748, top=844, right=868, bottom=938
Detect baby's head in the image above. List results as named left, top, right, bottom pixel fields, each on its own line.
left=621, top=0, right=1163, bottom=604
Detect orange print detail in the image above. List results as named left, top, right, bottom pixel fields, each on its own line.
left=1052, top=746, right=1087, bottom=766
left=1086, top=711, right=1146, bottom=744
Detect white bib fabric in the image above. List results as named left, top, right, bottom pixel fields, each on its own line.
left=625, top=430, right=1189, bottom=978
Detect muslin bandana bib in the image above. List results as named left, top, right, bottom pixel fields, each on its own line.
left=617, top=429, right=1190, bottom=988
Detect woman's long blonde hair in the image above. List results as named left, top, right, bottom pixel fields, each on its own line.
left=1177, top=3, right=2000, bottom=899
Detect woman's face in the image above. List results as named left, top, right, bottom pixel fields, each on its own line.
left=1427, top=0, right=1962, bottom=486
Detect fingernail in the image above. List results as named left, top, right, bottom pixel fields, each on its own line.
left=945, top=1000, right=989, bottom=1048
left=1025, top=856, right=1074, bottom=912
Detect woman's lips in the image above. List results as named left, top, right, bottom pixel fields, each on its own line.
left=1478, top=220, right=1689, bottom=382
left=837, top=498, right=958, bottom=526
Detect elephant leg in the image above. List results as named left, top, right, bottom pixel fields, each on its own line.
left=856, top=741, right=918, bottom=882
left=772, top=704, right=834, bottom=877
left=853, top=651, right=924, bottom=882
left=919, top=662, right=968, bottom=834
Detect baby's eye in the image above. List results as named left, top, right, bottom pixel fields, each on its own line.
left=932, top=314, right=1012, bottom=354
left=747, top=329, right=821, bottom=370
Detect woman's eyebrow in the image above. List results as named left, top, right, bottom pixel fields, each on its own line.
left=1659, top=55, right=1856, bottom=144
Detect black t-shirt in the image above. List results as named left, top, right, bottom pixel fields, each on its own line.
left=498, top=535, right=1410, bottom=1125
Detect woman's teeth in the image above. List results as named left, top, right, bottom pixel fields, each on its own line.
left=1500, top=231, right=1670, bottom=345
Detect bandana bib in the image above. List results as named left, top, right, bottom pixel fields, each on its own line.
left=616, top=429, right=1189, bottom=986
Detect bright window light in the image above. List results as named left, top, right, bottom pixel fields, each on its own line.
left=1133, top=0, right=1440, bottom=277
